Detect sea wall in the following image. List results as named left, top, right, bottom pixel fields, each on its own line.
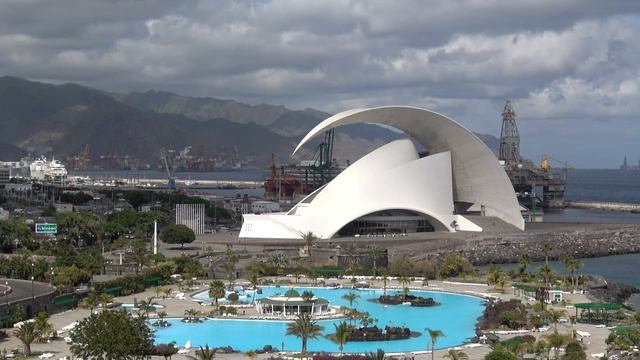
left=422, top=225, right=640, bottom=265
left=566, top=201, right=640, bottom=213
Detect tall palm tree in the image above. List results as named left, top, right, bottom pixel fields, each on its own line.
left=541, top=242, right=553, bottom=266
left=545, top=331, right=567, bottom=360
left=518, top=253, right=532, bottom=277
left=14, top=321, right=40, bottom=356
left=381, top=273, right=389, bottom=295
left=369, top=246, right=382, bottom=276
left=209, top=280, right=225, bottom=309
left=425, top=328, right=445, bottom=360
left=539, top=264, right=554, bottom=286
left=326, top=321, right=351, bottom=355
left=187, top=345, right=216, bottom=360
left=34, top=311, right=54, bottom=343
left=443, top=349, right=469, bottom=360
left=399, top=276, right=411, bottom=298
left=301, top=231, right=316, bottom=259
left=81, top=292, right=99, bottom=313
left=286, top=313, right=324, bottom=354
left=248, top=272, right=260, bottom=304
left=342, top=292, right=360, bottom=309
left=545, top=309, right=566, bottom=332
left=568, top=259, right=583, bottom=288
left=137, top=297, right=156, bottom=319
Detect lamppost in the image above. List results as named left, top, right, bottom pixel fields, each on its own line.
left=31, top=263, right=35, bottom=312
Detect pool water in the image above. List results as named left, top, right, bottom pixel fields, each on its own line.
left=153, top=287, right=485, bottom=353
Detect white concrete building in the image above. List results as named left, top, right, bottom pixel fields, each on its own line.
left=240, top=106, right=523, bottom=240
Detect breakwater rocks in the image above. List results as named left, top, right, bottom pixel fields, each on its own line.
left=424, top=224, right=640, bottom=266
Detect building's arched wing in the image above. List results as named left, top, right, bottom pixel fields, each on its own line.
left=293, top=106, right=524, bottom=230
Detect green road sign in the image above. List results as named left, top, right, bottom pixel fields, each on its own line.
left=35, top=223, right=57, bottom=234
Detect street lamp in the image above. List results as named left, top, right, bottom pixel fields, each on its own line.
left=31, top=263, right=35, bottom=311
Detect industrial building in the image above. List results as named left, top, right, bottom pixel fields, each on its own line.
left=240, top=106, right=523, bottom=240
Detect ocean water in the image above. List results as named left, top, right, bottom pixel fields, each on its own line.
left=565, top=169, right=640, bottom=204
left=153, top=287, right=485, bottom=352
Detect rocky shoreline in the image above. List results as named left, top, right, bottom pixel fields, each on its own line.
left=424, top=225, right=640, bottom=266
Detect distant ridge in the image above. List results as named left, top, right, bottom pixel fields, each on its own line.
left=0, top=75, right=500, bottom=166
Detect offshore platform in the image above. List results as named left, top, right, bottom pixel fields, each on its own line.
left=498, top=100, right=571, bottom=210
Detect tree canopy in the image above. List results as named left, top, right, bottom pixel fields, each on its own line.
left=70, top=310, right=153, bottom=360
left=160, top=224, right=195, bottom=249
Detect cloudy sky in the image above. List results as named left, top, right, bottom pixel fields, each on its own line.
left=1, top=0, right=639, bottom=168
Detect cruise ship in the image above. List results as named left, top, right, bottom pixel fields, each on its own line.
left=30, top=157, right=68, bottom=181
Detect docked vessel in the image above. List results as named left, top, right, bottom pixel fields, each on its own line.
left=29, top=157, right=68, bottom=181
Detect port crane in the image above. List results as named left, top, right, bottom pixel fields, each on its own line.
left=162, top=148, right=177, bottom=190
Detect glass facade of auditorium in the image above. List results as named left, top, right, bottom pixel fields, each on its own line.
left=337, top=210, right=434, bottom=236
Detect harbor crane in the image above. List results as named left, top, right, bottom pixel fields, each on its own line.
left=162, top=148, right=177, bottom=190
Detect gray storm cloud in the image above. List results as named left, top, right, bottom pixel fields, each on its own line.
left=0, top=0, right=639, bottom=167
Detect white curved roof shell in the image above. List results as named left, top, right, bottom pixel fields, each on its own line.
left=239, top=106, right=524, bottom=239
left=295, top=106, right=524, bottom=231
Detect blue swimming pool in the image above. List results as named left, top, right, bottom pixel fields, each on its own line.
left=153, top=287, right=485, bottom=353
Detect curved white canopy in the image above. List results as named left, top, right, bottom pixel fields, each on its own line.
left=293, top=106, right=524, bottom=230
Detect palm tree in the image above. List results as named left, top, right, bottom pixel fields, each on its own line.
left=545, top=309, right=566, bottom=332
left=301, top=290, right=315, bottom=302
left=137, top=297, right=156, bottom=319
left=184, top=309, right=200, bottom=322
left=248, top=272, right=260, bottom=304
left=286, top=313, right=324, bottom=354
left=366, top=349, right=386, bottom=360
left=545, top=331, right=567, bottom=359
left=541, top=242, right=553, bottom=266
left=81, top=292, right=99, bottom=313
left=34, top=311, right=54, bottom=342
left=346, top=243, right=358, bottom=271
left=209, top=280, right=225, bottom=309
left=162, top=286, right=173, bottom=299
left=187, top=345, right=216, bottom=360
left=425, top=328, right=445, bottom=360
left=569, top=259, right=583, bottom=288
left=301, top=231, right=316, bottom=259
left=326, top=321, right=351, bottom=355
left=224, top=248, right=238, bottom=286
left=342, top=292, right=360, bottom=309
left=538, top=264, right=554, bottom=286
left=381, top=273, right=389, bottom=295
left=518, top=253, right=532, bottom=277
left=443, top=349, right=469, bottom=360
left=399, top=276, right=411, bottom=298
left=369, top=246, right=382, bottom=276
left=14, top=321, right=40, bottom=356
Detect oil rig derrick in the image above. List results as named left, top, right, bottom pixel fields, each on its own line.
left=498, top=100, right=568, bottom=211
left=499, top=100, right=521, bottom=168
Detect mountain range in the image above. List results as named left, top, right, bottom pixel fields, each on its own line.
left=0, top=76, right=500, bottom=167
